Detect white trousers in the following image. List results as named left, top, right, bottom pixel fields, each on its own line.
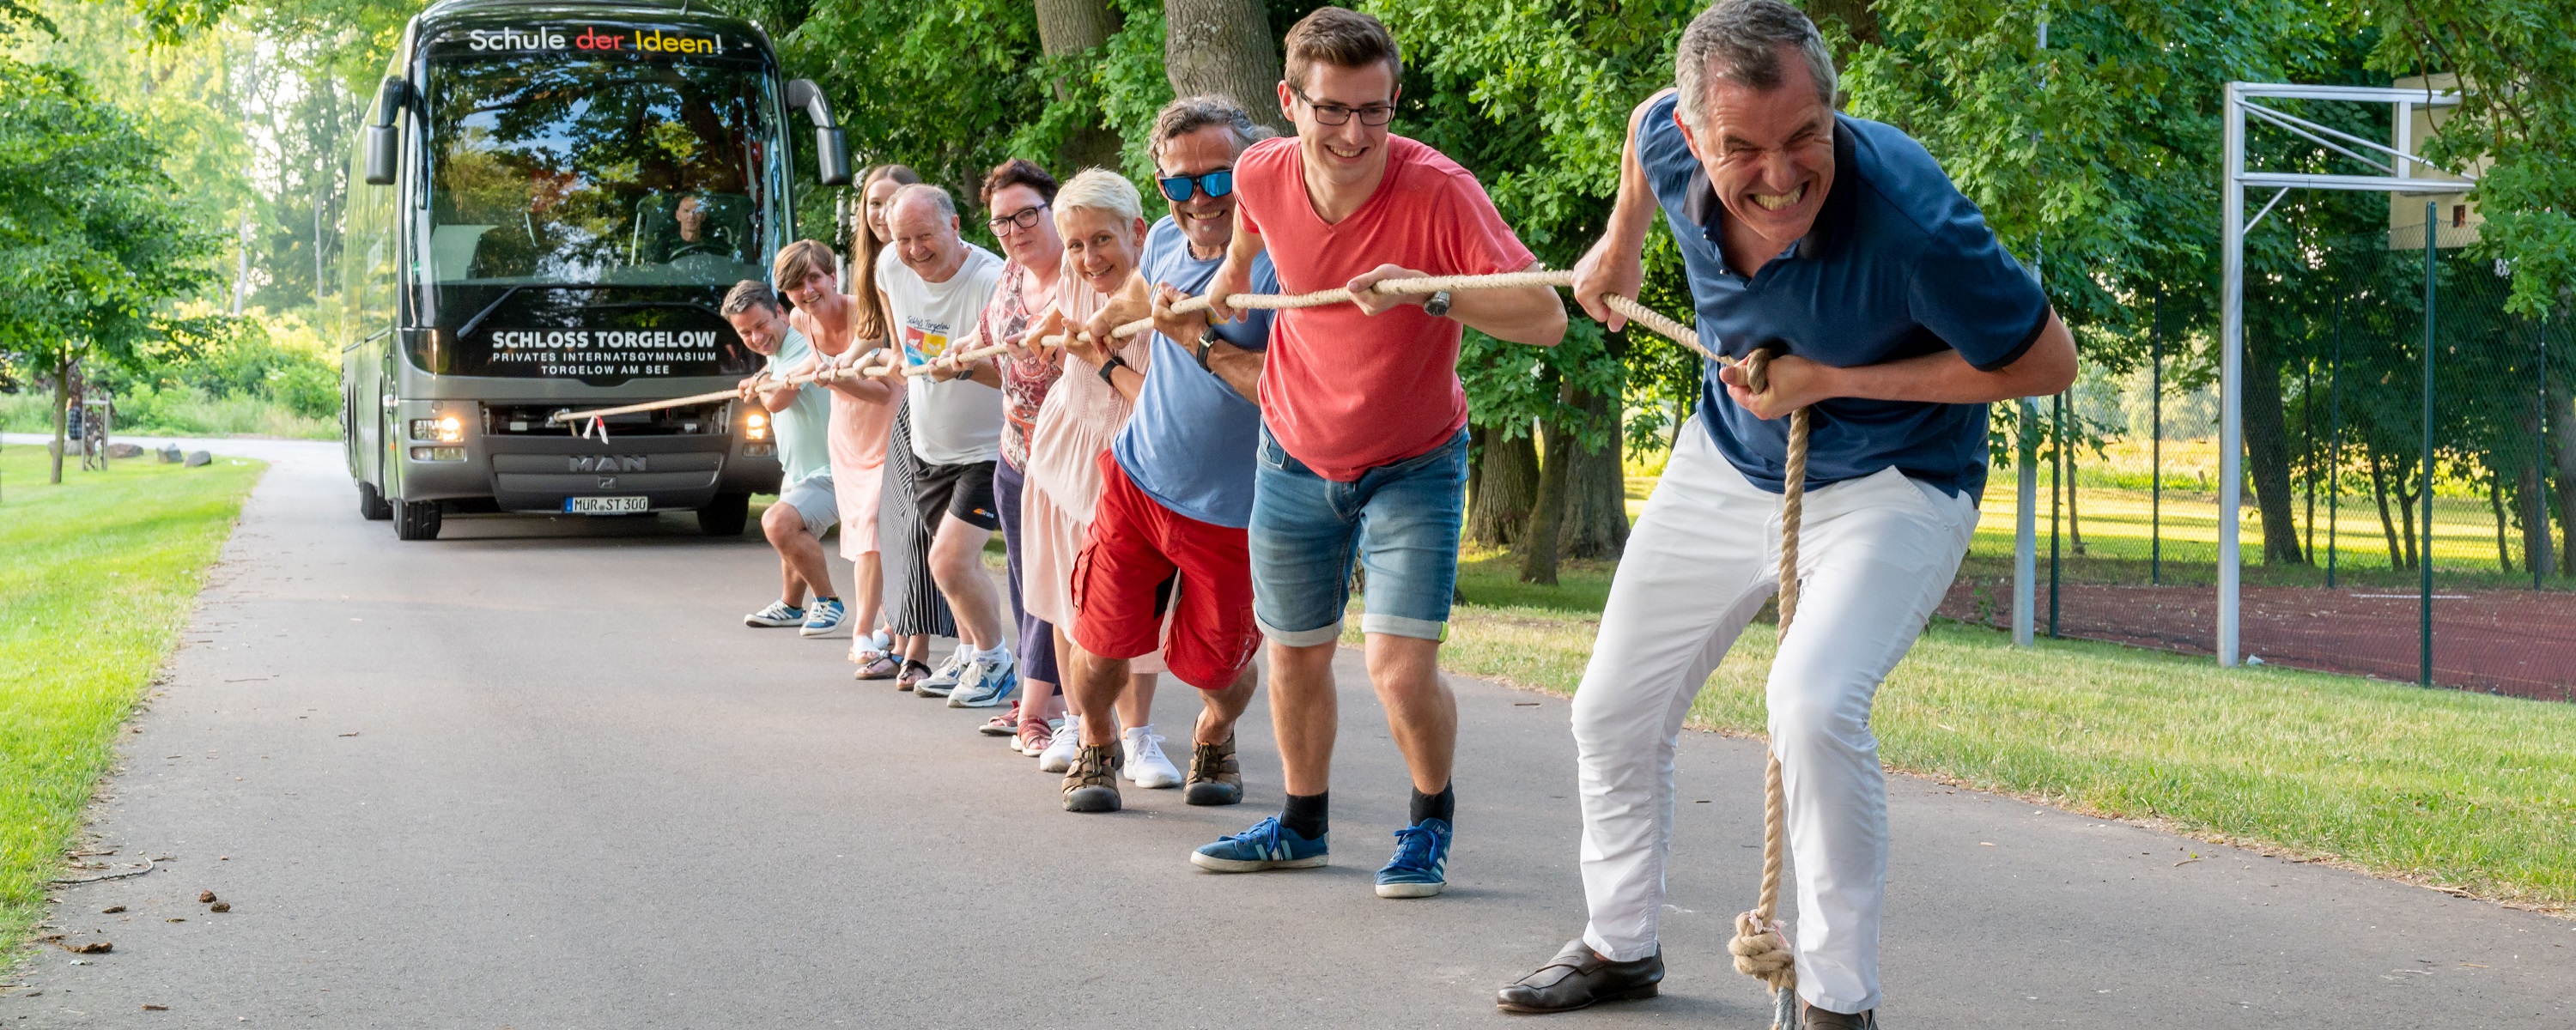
left=1573, top=423, right=1977, bottom=1015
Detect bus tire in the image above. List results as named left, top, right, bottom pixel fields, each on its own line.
left=394, top=500, right=443, bottom=541
left=698, top=493, right=750, bottom=536
left=357, top=480, right=393, bottom=521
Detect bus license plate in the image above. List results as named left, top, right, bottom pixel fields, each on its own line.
left=565, top=495, right=649, bottom=515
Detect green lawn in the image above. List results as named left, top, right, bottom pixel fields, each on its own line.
left=0, top=445, right=264, bottom=958
left=1357, top=546, right=2576, bottom=913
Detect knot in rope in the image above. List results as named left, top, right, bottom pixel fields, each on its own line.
left=1728, top=911, right=1797, bottom=988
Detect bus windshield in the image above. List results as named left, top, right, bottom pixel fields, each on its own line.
left=423, top=50, right=780, bottom=289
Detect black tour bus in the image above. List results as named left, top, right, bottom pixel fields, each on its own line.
left=337, top=0, right=848, bottom=540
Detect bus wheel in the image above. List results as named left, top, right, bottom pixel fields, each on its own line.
left=357, top=481, right=393, bottom=521
left=395, top=500, right=443, bottom=541
left=698, top=493, right=750, bottom=536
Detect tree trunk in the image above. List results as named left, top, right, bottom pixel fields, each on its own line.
left=2489, top=468, right=2512, bottom=573
left=2242, top=341, right=2306, bottom=564
left=2397, top=462, right=2421, bottom=571
left=2551, top=375, right=2576, bottom=577
left=49, top=357, right=69, bottom=486
left=1163, top=0, right=1288, bottom=131
left=1518, top=418, right=1569, bottom=585
left=2371, top=450, right=2403, bottom=570
left=1467, top=422, right=1537, bottom=548
left=1034, top=0, right=1124, bottom=172
left=2066, top=445, right=2084, bottom=554
left=1557, top=386, right=1629, bottom=560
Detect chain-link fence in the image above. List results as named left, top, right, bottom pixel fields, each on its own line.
left=1941, top=211, right=2574, bottom=701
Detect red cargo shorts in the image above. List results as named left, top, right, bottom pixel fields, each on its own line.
left=1070, top=451, right=1260, bottom=691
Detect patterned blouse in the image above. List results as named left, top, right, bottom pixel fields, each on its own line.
left=976, top=261, right=1063, bottom=470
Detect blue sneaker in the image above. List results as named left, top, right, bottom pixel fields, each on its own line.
left=946, top=651, right=1018, bottom=707
left=1191, top=815, right=1328, bottom=873
left=1376, top=818, right=1451, bottom=898
left=799, top=597, right=847, bottom=637
left=744, top=600, right=805, bottom=627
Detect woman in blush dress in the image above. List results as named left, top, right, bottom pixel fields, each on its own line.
left=1018, top=169, right=1178, bottom=789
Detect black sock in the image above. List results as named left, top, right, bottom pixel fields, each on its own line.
left=1410, top=783, right=1455, bottom=827
left=1281, top=791, right=1328, bottom=840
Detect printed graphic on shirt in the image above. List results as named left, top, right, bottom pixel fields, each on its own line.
left=902, top=324, right=954, bottom=366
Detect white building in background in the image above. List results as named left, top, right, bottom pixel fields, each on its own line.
left=2389, top=73, right=2488, bottom=251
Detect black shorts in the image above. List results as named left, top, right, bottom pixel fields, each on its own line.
left=914, top=459, right=999, bottom=531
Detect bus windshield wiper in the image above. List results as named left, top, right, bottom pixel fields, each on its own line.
left=453, top=283, right=617, bottom=341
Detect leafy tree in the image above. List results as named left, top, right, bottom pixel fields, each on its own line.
left=0, top=58, right=226, bottom=482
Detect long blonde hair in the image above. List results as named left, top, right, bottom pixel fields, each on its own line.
left=851, top=163, right=922, bottom=341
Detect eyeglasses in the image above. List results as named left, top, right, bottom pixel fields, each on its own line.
left=986, top=202, right=1049, bottom=233
left=1156, top=168, right=1234, bottom=203
left=1291, top=88, right=1394, bottom=127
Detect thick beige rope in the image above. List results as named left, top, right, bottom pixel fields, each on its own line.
left=1721, top=350, right=1808, bottom=1028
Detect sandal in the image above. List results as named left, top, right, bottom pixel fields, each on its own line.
left=895, top=658, right=933, bottom=692
left=854, top=653, right=903, bottom=681
left=1014, top=717, right=1056, bottom=756
left=979, top=701, right=1022, bottom=736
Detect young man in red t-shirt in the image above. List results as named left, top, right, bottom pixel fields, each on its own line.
left=1189, top=6, right=1567, bottom=899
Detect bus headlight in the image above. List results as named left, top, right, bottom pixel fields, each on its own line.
left=744, top=411, right=768, bottom=441
left=409, top=415, right=465, bottom=442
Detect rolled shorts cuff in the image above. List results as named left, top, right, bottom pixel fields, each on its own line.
left=1358, top=612, right=1445, bottom=641
left=781, top=476, right=838, bottom=536
left=1256, top=612, right=1343, bottom=648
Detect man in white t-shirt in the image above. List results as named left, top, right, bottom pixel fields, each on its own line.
left=723, top=281, right=846, bottom=638
left=875, top=184, right=1015, bottom=703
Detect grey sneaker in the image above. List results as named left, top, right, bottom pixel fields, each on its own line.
left=914, top=645, right=971, bottom=699
left=1802, top=1003, right=1878, bottom=1029
left=946, top=651, right=1018, bottom=707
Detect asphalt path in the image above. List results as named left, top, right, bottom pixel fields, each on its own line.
left=7, top=436, right=2572, bottom=1028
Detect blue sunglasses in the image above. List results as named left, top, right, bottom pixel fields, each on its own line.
left=1157, top=169, right=1234, bottom=203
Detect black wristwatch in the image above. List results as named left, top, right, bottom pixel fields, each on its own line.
left=1423, top=289, right=1454, bottom=318
left=1193, top=326, right=1220, bottom=371
left=1097, top=353, right=1129, bottom=385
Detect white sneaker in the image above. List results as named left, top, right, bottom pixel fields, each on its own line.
left=1038, top=716, right=1081, bottom=773
left=915, top=645, right=972, bottom=699
left=1123, top=726, right=1181, bottom=789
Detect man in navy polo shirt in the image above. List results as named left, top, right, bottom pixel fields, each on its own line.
left=1496, top=2, right=2075, bottom=1025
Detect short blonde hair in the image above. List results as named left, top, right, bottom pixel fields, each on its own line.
left=1051, top=168, right=1143, bottom=233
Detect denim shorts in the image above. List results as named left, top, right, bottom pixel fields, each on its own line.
left=1249, top=427, right=1467, bottom=645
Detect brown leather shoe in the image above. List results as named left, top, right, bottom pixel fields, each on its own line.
left=1183, top=735, right=1242, bottom=806
left=1801, top=1003, right=1878, bottom=1029
left=1495, top=939, right=1662, bottom=1014
left=1061, top=744, right=1122, bottom=813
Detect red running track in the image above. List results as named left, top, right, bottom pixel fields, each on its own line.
left=1937, top=579, right=2576, bottom=702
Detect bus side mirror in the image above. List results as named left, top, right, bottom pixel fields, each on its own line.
left=784, top=79, right=851, bottom=185
left=363, top=76, right=410, bottom=186
left=815, top=127, right=850, bottom=185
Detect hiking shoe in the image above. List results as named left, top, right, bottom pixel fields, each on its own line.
left=798, top=597, right=847, bottom=637
left=1014, top=716, right=1058, bottom=756
left=914, top=645, right=971, bottom=699
left=1037, top=716, right=1081, bottom=772
left=1182, top=735, right=1242, bottom=806
left=1122, top=726, right=1180, bottom=789
left=1496, top=940, right=1663, bottom=1014
left=895, top=658, right=933, bottom=692
left=1376, top=817, right=1452, bottom=898
left=1801, top=1004, right=1877, bottom=1030
left=744, top=600, right=805, bottom=627
left=947, top=651, right=1018, bottom=707
left=1061, top=744, right=1123, bottom=813
left=1190, top=815, right=1327, bottom=873
left=980, top=701, right=1023, bottom=736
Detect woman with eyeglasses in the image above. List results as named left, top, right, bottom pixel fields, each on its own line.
left=1015, top=167, right=1182, bottom=796
left=956, top=158, right=1074, bottom=756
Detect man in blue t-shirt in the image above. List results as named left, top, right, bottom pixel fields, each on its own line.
left=1497, top=2, right=2077, bottom=1024
left=1058, top=96, right=1281, bottom=814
